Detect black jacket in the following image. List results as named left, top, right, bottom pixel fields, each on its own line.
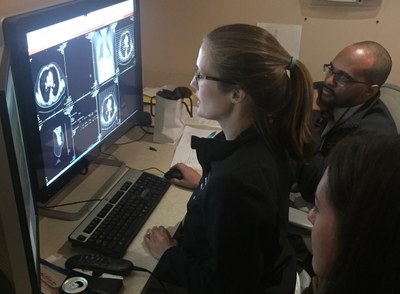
left=155, top=127, right=296, bottom=294
left=297, top=88, right=397, bottom=202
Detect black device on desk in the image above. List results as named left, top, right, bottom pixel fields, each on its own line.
left=164, top=167, right=184, bottom=180
left=60, top=254, right=135, bottom=294
left=69, top=168, right=170, bottom=257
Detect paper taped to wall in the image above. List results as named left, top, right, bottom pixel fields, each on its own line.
left=257, top=22, right=302, bottom=59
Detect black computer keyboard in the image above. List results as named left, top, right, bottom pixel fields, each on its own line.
left=68, top=169, right=170, bottom=257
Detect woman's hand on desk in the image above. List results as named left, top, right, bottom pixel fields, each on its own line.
left=170, top=163, right=201, bottom=190
left=144, top=226, right=178, bottom=260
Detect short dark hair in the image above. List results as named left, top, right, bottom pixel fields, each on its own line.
left=322, top=133, right=400, bottom=293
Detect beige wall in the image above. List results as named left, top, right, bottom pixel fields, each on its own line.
left=0, top=0, right=67, bottom=20
left=1, top=0, right=399, bottom=87
left=139, top=0, right=400, bottom=88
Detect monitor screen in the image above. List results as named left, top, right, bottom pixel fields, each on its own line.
left=3, top=0, right=143, bottom=203
left=0, top=47, right=40, bottom=294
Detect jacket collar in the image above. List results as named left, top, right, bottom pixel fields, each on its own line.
left=332, top=94, right=380, bottom=129
left=191, top=127, right=258, bottom=173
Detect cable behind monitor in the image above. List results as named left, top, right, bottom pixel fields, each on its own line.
left=37, top=158, right=127, bottom=221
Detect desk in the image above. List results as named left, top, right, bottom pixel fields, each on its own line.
left=39, top=126, right=192, bottom=293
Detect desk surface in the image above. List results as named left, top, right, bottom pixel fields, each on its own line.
left=39, top=127, right=192, bottom=293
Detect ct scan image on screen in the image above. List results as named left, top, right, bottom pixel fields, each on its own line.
left=27, top=3, right=139, bottom=187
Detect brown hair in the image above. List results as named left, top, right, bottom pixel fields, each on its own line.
left=203, top=24, right=314, bottom=161
left=323, top=133, right=400, bottom=293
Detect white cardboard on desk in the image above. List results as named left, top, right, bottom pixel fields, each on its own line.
left=170, top=125, right=220, bottom=172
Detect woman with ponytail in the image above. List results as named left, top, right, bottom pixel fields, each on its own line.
left=144, top=24, right=314, bottom=294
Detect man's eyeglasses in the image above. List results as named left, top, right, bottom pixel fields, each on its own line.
left=194, top=70, right=237, bottom=85
left=323, top=63, right=370, bottom=86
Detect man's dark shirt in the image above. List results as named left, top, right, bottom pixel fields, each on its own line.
left=296, top=83, right=397, bottom=202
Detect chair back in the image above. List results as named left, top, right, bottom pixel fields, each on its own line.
left=380, top=83, right=400, bottom=133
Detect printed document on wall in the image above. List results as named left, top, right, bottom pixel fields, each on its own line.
left=257, top=23, right=302, bottom=59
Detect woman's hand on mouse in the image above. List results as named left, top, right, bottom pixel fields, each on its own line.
left=144, top=225, right=177, bottom=260
left=170, top=163, right=201, bottom=189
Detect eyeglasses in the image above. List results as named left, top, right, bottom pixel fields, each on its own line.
left=323, top=63, right=370, bottom=86
left=194, top=70, right=237, bottom=85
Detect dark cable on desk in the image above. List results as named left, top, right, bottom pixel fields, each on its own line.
left=79, top=165, right=89, bottom=175
left=99, top=151, right=167, bottom=177
left=41, top=258, right=168, bottom=293
left=140, top=125, right=154, bottom=135
left=182, top=97, right=193, bottom=118
left=107, top=120, right=152, bottom=146
left=100, top=151, right=120, bottom=161
left=43, top=198, right=102, bottom=209
left=113, top=130, right=148, bottom=146
left=40, top=258, right=69, bottom=276
left=133, top=266, right=168, bottom=294
left=141, top=166, right=166, bottom=176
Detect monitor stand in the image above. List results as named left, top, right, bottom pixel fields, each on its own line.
left=37, top=158, right=127, bottom=221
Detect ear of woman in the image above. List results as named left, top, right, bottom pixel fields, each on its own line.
left=231, top=88, right=247, bottom=104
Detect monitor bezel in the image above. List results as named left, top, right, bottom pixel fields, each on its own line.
left=0, top=46, right=41, bottom=294
left=2, top=0, right=144, bottom=204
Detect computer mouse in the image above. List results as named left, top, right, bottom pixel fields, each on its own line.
left=164, top=168, right=184, bottom=180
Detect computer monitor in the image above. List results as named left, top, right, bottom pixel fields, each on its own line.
left=2, top=0, right=144, bottom=208
left=0, top=47, right=41, bottom=294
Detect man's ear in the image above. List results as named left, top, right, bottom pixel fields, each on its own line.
left=231, top=88, right=247, bottom=104
left=365, top=84, right=380, bottom=99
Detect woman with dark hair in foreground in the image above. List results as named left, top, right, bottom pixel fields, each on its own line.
left=308, top=133, right=400, bottom=294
